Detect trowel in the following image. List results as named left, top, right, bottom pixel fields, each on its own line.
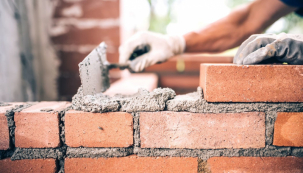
left=79, top=42, right=150, bottom=96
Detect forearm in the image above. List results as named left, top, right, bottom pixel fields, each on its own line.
left=184, top=0, right=296, bottom=53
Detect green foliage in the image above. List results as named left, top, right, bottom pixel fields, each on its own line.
left=147, top=0, right=176, bottom=34
left=281, top=12, right=303, bottom=33
left=226, top=0, right=250, bottom=8
left=147, top=0, right=303, bottom=34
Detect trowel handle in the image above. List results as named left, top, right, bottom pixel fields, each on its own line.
left=107, top=45, right=150, bottom=71
left=129, top=44, right=150, bottom=61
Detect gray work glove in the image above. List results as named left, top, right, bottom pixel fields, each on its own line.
left=233, top=33, right=303, bottom=65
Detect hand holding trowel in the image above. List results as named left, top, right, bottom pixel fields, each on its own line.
left=79, top=31, right=186, bottom=96
left=79, top=42, right=150, bottom=96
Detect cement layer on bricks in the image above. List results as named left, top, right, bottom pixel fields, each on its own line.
left=207, top=156, right=303, bottom=172
left=0, top=103, right=25, bottom=113
left=65, top=155, right=198, bottom=173
left=0, top=158, right=57, bottom=173
left=140, top=111, right=265, bottom=149
left=135, top=146, right=291, bottom=160
left=65, top=111, right=133, bottom=147
left=200, top=64, right=303, bottom=102
left=274, top=112, right=303, bottom=147
left=10, top=148, right=65, bottom=160
left=66, top=147, right=133, bottom=158
left=0, top=103, right=25, bottom=150
left=14, top=102, right=71, bottom=148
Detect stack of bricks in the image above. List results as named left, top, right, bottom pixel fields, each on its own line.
left=1, top=64, right=303, bottom=173
left=52, top=0, right=120, bottom=100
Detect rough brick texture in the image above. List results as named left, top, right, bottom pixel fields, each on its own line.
left=200, top=64, right=303, bottom=102
left=65, top=156, right=197, bottom=173
left=65, top=111, right=133, bottom=147
left=0, top=113, right=9, bottom=150
left=140, top=111, right=265, bottom=149
left=14, top=102, right=71, bottom=148
left=274, top=112, right=303, bottom=147
left=208, top=157, right=303, bottom=172
left=0, top=103, right=24, bottom=150
left=0, top=158, right=57, bottom=173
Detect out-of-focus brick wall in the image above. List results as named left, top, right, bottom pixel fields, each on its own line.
left=51, top=0, right=120, bottom=100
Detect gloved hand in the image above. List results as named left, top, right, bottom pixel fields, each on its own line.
left=233, top=33, right=303, bottom=65
left=119, top=31, right=185, bottom=72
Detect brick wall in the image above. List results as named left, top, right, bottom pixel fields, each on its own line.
left=51, top=0, right=120, bottom=100
left=1, top=64, right=303, bottom=172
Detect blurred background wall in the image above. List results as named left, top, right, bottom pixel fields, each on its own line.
left=51, top=0, right=120, bottom=101
left=0, top=0, right=58, bottom=102
left=1, top=0, right=302, bottom=102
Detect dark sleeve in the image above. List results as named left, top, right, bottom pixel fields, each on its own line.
left=280, top=0, right=303, bottom=16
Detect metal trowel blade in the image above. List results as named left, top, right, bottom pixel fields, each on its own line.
left=79, top=42, right=110, bottom=96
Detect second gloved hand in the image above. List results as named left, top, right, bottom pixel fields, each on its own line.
left=233, top=33, right=303, bottom=65
left=119, top=31, right=185, bottom=72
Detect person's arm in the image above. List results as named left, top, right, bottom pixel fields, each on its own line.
left=119, top=0, right=297, bottom=72
left=184, top=0, right=297, bottom=53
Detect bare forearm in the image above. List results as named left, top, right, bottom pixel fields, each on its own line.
left=184, top=0, right=296, bottom=53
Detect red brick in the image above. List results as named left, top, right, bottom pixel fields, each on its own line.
left=208, top=157, right=303, bottom=172
left=140, top=112, right=265, bottom=149
left=51, top=27, right=119, bottom=45
left=0, top=113, right=9, bottom=150
left=0, top=103, right=24, bottom=150
left=65, top=111, right=133, bottom=147
left=158, top=75, right=199, bottom=94
left=159, top=75, right=199, bottom=89
left=65, top=155, right=197, bottom=173
left=273, top=112, right=303, bottom=147
left=15, top=102, right=71, bottom=148
left=0, top=158, right=56, bottom=173
left=54, top=0, right=119, bottom=19
left=200, top=64, right=303, bottom=102
left=104, top=73, right=158, bottom=96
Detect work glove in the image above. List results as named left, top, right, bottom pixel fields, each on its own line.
left=119, top=31, right=186, bottom=72
left=233, top=33, right=303, bottom=65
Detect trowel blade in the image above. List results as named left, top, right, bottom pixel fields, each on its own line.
left=79, top=42, right=110, bottom=96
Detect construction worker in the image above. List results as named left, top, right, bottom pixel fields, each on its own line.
left=119, top=0, right=303, bottom=72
